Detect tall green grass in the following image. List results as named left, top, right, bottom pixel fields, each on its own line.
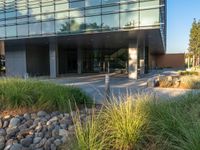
left=0, top=78, right=92, bottom=112
left=68, top=93, right=200, bottom=150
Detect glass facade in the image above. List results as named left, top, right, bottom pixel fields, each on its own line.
left=0, top=0, right=166, bottom=41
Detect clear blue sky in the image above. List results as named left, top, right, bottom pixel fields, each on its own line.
left=167, top=0, right=200, bottom=53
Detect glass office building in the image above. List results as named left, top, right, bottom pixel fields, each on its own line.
left=0, top=0, right=166, bottom=78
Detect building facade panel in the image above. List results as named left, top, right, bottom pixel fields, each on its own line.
left=0, top=0, right=165, bottom=45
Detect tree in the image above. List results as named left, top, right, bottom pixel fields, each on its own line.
left=188, top=19, right=200, bottom=67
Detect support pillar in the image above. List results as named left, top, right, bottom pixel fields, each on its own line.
left=139, top=39, right=145, bottom=75
left=49, top=38, right=58, bottom=78
left=5, top=42, right=27, bottom=77
left=128, top=40, right=138, bottom=79
left=77, top=48, right=82, bottom=74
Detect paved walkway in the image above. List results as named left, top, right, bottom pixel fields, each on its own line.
left=44, top=69, right=200, bottom=103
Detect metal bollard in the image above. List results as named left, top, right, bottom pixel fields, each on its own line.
left=105, top=74, right=110, bottom=101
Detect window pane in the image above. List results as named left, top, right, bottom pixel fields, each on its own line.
left=17, top=24, right=28, bottom=36
left=102, top=14, right=119, bottom=30
left=55, top=3, right=69, bottom=11
left=85, top=16, right=101, bottom=31
left=102, top=6, right=119, bottom=14
left=70, top=18, right=85, bottom=32
left=102, top=0, right=119, bottom=4
left=56, top=19, right=70, bottom=33
left=120, top=3, right=138, bottom=11
left=55, top=11, right=68, bottom=19
left=0, top=27, right=5, bottom=38
left=70, top=10, right=84, bottom=17
left=140, top=9, right=159, bottom=26
left=70, top=1, right=84, bottom=9
left=140, top=0, right=160, bottom=9
left=42, top=21, right=55, bottom=34
left=85, top=8, right=101, bottom=16
left=6, top=25, right=17, bottom=37
left=85, top=0, right=101, bottom=7
left=29, top=22, right=41, bottom=35
left=120, top=11, right=138, bottom=28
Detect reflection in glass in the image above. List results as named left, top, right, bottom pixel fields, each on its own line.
left=42, top=21, right=55, bottom=34
left=85, top=8, right=101, bottom=16
left=102, top=0, right=119, bottom=4
left=6, top=25, right=16, bottom=37
left=86, top=16, right=101, bottom=31
left=29, top=23, right=41, bottom=35
left=85, top=0, right=101, bottom=7
left=140, top=9, right=159, bottom=26
left=0, top=27, right=5, bottom=38
left=102, top=14, right=119, bottom=30
left=17, top=24, right=28, bottom=36
left=70, top=10, right=84, bottom=17
left=120, top=11, right=138, bottom=28
left=56, top=19, right=70, bottom=33
left=70, top=18, right=85, bottom=32
left=55, top=11, right=68, bottom=19
left=120, top=3, right=138, bottom=11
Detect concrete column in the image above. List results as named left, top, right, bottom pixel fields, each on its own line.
left=49, top=38, right=58, bottom=78
left=139, top=39, right=145, bottom=75
left=77, top=48, right=82, bottom=74
left=5, top=42, right=27, bottom=77
left=0, top=41, right=5, bottom=55
left=128, top=40, right=138, bottom=79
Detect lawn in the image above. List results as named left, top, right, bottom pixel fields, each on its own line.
left=65, top=93, right=200, bottom=150
left=0, top=78, right=92, bottom=113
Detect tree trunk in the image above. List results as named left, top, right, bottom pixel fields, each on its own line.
left=193, top=55, right=195, bottom=67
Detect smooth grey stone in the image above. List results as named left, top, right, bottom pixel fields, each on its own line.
left=10, top=143, right=23, bottom=150
left=20, top=137, right=33, bottom=147
left=9, top=118, right=20, bottom=128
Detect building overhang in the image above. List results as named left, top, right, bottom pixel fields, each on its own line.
left=4, top=28, right=165, bottom=54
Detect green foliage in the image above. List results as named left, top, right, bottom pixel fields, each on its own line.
left=178, top=70, right=199, bottom=76
left=189, top=19, right=200, bottom=55
left=66, top=93, right=200, bottom=150
left=0, top=78, right=92, bottom=112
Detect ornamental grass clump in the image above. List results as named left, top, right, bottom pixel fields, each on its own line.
left=72, top=108, right=106, bottom=150
left=0, top=78, right=92, bottom=112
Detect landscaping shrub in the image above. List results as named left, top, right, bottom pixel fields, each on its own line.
left=178, top=70, right=199, bottom=76
left=68, top=93, right=200, bottom=150
left=0, top=78, right=92, bottom=112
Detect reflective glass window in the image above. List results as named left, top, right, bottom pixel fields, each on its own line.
left=70, top=1, right=84, bottom=9
left=42, top=13, right=55, bottom=21
left=102, top=6, right=119, bottom=14
left=70, top=17, right=85, bottom=32
left=102, top=0, right=119, bottom=4
left=55, top=3, right=69, bottom=11
left=29, top=15, right=41, bottom=22
left=17, top=18, right=28, bottom=24
left=29, top=8, right=40, bottom=15
left=42, top=21, right=55, bottom=34
left=29, top=22, right=41, bottom=35
left=56, top=19, right=70, bottom=33
left=6, top=25, right=17, bottom=37
left=85, top=0, right=101, bottom=7
left=17, top=9, right=28, bottom=16
left=17, top=24, right=28, bottom=36
left=120, top=11, right=139, bottom=28
left=0, top=27, right=5, bottom=38
left=120, top=3, right=138, bottom=11
left=55, top=11, right=68, bottom=19
left=140, top=0, right=160, bottom=9
left=0, top=13, right=4, bottom=19
left=6, top=11, right=16, bottom=18
left=70, top=10, right=84, bottom=17
left=85, top=8, right=101, bottom=16
left=102, top=14, right=119, bottom=30
left=42, top=5, right=54, bottom=13
left=85, top=16, right=101, bottom=31
left=140, top=8, right=159, bottom=26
